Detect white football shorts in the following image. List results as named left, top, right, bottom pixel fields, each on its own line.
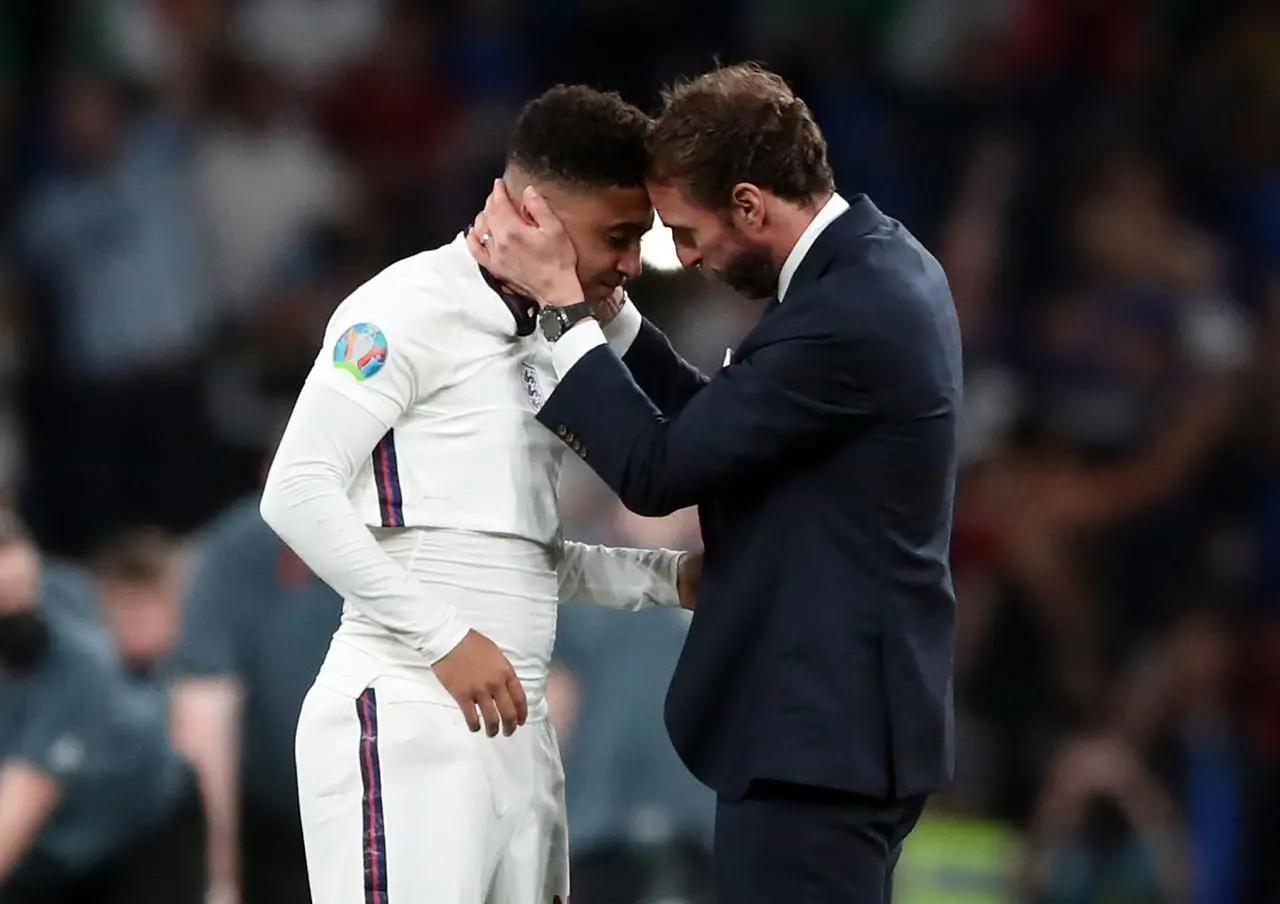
left=295, top=674, right=570, bottom=904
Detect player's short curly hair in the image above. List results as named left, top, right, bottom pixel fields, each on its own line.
left=506, top=85, right=652, bottom=190
left=648, top=63, right=834, bottom=211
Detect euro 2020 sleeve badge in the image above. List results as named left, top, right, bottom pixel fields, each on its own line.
left=333, top=323, right=389, bottom=381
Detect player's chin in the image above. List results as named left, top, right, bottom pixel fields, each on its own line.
left=583, top=282, right=622, bottom=303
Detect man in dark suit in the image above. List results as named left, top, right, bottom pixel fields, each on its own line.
left=468, top=63, right=962, bottom=904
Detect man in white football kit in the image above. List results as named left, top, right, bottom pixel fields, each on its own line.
left=259, top=87, right=684, bottom=904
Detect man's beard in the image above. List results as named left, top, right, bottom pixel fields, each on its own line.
left=718, top=241, right=779, bottom=300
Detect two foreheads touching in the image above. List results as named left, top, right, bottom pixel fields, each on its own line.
left=502, top=62, right=836, bottom=221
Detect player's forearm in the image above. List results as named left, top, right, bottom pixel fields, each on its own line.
left=0, top=762, right=60, bottom=886
left=261, top=383, right=471, bottom=662
left=555, top=540, right=686, bottom=611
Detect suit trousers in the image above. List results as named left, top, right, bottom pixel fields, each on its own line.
left=713, top=780, right=927, bottom=904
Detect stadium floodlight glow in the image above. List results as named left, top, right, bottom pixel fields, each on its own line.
left=641, top=216, right=682, bottom=272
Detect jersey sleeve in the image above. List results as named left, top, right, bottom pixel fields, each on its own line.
left=554, top=540, right=686, bottom=611
left=260, top=380, right=471, bottom=664
left=305, top=281, right=457, bottom=428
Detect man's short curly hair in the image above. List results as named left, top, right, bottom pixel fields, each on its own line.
left=648, top=63, right=834, bottom=211
left=506, top=85, right=652, bottom=190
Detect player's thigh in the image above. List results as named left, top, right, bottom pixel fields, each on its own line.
left=296, top=680, right=499, bottom=904
left=487, top=721, right=571, bottom=904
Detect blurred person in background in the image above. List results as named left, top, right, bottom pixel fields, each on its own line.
left=0, top=511, right=203, bottom=904
left=91, top=527, right=185, bottom=679
left=193, top=54, right=353, bottom=323
left=1121, top=603, right=1269, bottom=904
left=1019, top=736, right=1187, bottom=904
left=17, top=68, right=217, bottom=555
left=1025, top=142, right=1249, bottom=635
left=168, top=488, right=342, bottom=904
left=316, top=2, right=459, bottom=248
left=0, top=260, right=25, bottom=499
left=230, top=0, right=386, bottom=95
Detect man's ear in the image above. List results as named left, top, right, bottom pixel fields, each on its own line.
left=729, top=183, right=766, bottom=234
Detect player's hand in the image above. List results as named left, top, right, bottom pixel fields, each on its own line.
left=677, top=551, right=703, bottom=611
left=468, top=179, right=583, bottom=306
left=432, top=629, right=528, bottom=737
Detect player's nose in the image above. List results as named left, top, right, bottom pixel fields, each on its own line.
left=618, top=245, right=643, bottom=280
left=677, top=247, right=701, bottom=271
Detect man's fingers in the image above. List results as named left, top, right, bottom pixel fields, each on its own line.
left=522, top=186, right=562, bottom=234
left=467, top=231, right=490, bottom=264
left=488, top=178, right=522, bottom=225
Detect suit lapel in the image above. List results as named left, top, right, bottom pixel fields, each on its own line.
left=786, top=195, right=886, bottom=297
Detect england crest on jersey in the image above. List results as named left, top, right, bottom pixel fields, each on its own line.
left=520, top=362, right=544, bottom=408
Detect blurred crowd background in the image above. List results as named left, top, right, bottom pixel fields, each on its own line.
left=1, top=0, right=1279, bottom=902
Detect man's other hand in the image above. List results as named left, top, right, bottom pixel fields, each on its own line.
left=468, top=180, right=582, bottom=306
left=591, top=287, right=626, bottom=327
left=432, top=630, right=528, bottom=737
left=678, top=551, right=703, bottom=611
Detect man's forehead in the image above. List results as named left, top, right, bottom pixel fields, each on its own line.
left=646, top=180, right=702, bottom=225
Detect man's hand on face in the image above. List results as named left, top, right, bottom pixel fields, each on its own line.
left=467, top=180, right=584, bottom=307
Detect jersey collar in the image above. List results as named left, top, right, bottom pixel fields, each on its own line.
left=463, top=227, right=540, bottom=336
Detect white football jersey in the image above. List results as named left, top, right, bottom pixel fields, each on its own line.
left=307, top=233, right=565, bottom=545
left=263, top=233, right=682, bottom=715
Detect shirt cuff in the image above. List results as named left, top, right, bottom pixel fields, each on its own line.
left=602, top=300, right=642, bottom=356
left=646, top=549, right=687, bottom=608
left=551, top=318, right=608, bottom=378
left=422, top=612, right=472, bottom=665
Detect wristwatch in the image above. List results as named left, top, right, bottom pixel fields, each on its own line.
left=538, top=302, right=596, bottom=343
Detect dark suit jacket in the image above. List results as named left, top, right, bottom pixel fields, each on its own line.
left=537, top=196, right=962, bottom=801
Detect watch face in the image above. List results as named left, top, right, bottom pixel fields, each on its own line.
left=538, top=307, right=564, bottom=341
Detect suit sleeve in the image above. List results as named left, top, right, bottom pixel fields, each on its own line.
left=604, top=298, right=709, bottom=416
left=538, top=323, right=867, bottom=517
left=554, top=540, right=686, bottom=611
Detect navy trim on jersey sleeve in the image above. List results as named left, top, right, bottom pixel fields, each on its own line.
left=371, top=431, right=404, bottom=528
